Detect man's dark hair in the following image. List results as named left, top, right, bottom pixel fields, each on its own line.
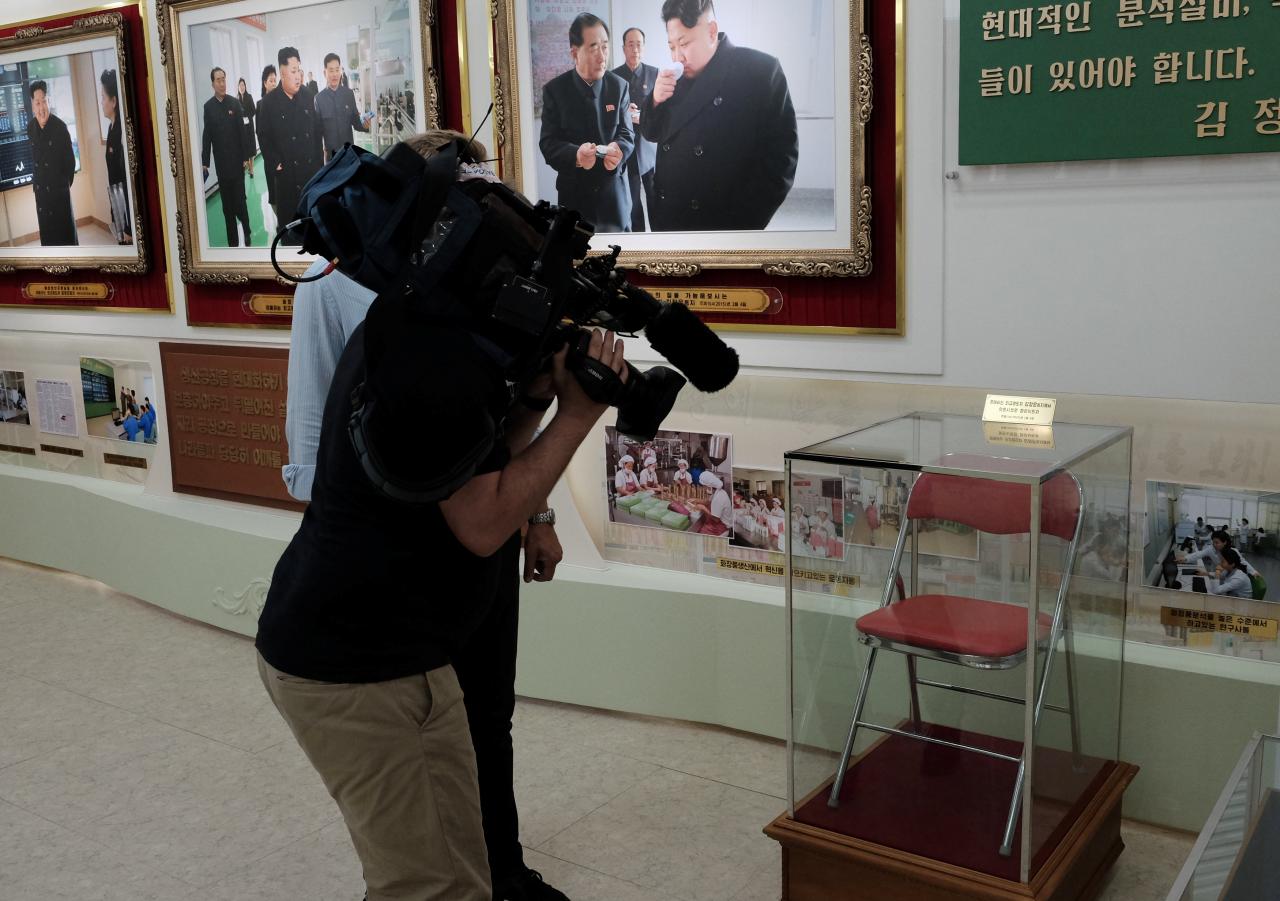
left=28, top=79, right=47, bottom=100
left=622, top=27, right=645, bottom=43
left=100, top=69, right=118, bottom=101
left=569, top=13, right=609, bottom=47
left=323, top=52, right=341, bottom=68
left=278, top=46, right=300, bottom=68
left=1212, top=529, right=1232, bottom=546
left=210, top=66, right=225, bottom=83
left=661, top=0, right=715, bottom=28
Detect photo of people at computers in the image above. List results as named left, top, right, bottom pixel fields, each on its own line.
left=525, top=0, right=834, bottom=235
left=0, top=28, right=139, bottom=262
left=606, top=427, right=733, bottom=537
left=0, top=370, right=29, bottom=426
left=79, top=357, right=158, bottom=444
left=1146, top=481, right=1274, bottom=601
left=1148, top=481, right=1277, bottom=601
left=182, top=0, right=419, bottom=251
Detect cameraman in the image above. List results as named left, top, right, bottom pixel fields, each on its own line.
left=259, top=133, right=606, bottom=901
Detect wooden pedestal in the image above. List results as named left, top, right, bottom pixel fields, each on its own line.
left=765, top=762, right=1138, bottom=901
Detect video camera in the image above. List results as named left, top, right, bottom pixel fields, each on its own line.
left=272, top=137, right=739, bottom=441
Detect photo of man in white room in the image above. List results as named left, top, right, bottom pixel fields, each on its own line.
left=79, top=357, right=156, bottom=444
left=185, top=0, right=414, bottom=250
left=0, top=370, right=30, bottom=426
left=0, top=38, right=138, bottom=256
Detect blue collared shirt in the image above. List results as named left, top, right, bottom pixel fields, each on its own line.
left=282, top=261, right=376, bottom=501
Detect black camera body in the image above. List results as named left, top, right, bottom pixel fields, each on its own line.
left=275, top=139, right=738, bottom=441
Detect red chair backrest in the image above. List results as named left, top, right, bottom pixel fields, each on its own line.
left=906, top=470, right=1081, bottom=542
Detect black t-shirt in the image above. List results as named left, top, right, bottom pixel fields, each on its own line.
left=256, top=312, right=517, bottom=682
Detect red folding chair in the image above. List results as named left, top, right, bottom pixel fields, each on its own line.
left=826, top=464, right=1085, bottom=858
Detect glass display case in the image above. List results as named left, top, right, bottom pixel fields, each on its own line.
left=1168, top=733, right=1280, bottom=901
left=769, top=413, right=1135, bottom=900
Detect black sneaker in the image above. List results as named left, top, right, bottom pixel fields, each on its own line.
left=496, top=867, right=570, bottom=901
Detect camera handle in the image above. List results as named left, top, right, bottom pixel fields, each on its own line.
left=565, top=329, right=630, bottom=405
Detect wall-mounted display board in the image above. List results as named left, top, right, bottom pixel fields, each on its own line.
left=959, top=0, right=1280, bottom=164
left=0, top=6, right=170, bottom=313
left=156, top=0, right=442, bottom=326
left=438, top=0, right=902, bottom=334
left=157, top=342, right=301, bottom=510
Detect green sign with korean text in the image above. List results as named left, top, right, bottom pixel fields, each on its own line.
left=960, top=0, right=1280, bottom=164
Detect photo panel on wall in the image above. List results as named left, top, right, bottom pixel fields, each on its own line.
left=159, top=0, right=439, bottom=281
left=1146, top=480, right=1274, bottom=600
left=844, top=468, right=980, bottom=561
left=606, top=426, right=732, bottom=537
left=730, top=466, right=786, bottom=554
left=35, top=377, right=77, bottom=438
left=0, top=13, right=148, bottom=272
left=79, top=356, right=157, bottom=443
left=0, top=369, right=30, bottom=426
left=790, top=471, right=845, bottom=560
left=493, top=0, right=870, bottom=274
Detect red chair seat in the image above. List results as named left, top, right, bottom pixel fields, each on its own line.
left=856, top=595, right=1053, bottom=660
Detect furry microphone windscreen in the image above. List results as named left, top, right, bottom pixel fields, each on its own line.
left=643, top=301, right=739, bottom=393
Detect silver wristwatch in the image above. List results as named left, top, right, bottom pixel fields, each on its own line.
left=529, top=508, right=556, bottom=526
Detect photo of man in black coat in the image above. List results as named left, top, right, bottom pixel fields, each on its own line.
left=314, top=51, right=373, bottom=162
left=27, top=80, right=78, bottom=247
left=257, top=46, right=324, bottom=245
left=201, top=67, right=252, bottom=247
left=641, top=0, right=798, bottom=232
left=612, top=27, right=657, bottom=233
left=539, top=13, right=634, bottom=234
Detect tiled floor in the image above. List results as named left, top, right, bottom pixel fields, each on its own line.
left=0, top=557, right=1195, bottom=900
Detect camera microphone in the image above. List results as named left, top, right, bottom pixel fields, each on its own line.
left=640, top=296, right=740, bottom=393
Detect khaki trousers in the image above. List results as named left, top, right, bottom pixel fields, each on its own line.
left=257, top=652, right=491, bottom=901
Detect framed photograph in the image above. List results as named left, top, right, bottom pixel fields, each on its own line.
left=79, top=356, right=157, bottom=444
left=0, top=13, right=148, bottom=273
left=492, top=0, right=871, bottom=275
left=606, top=426, right=733, bottom=537
left=158, top=0, right=441, bottom=282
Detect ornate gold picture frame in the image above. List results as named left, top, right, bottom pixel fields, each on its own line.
left=0, top=13, right=149, bottom=274
left=157, top=0, right=441, bottom=283
left=490, top=0, right=871, bottom=277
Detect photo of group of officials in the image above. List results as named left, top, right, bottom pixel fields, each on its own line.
left=528, top=0, right=835, bottom=234
left=0, top=38, right=136, bottom=256
left=185, top=0, right=418, bottom=250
